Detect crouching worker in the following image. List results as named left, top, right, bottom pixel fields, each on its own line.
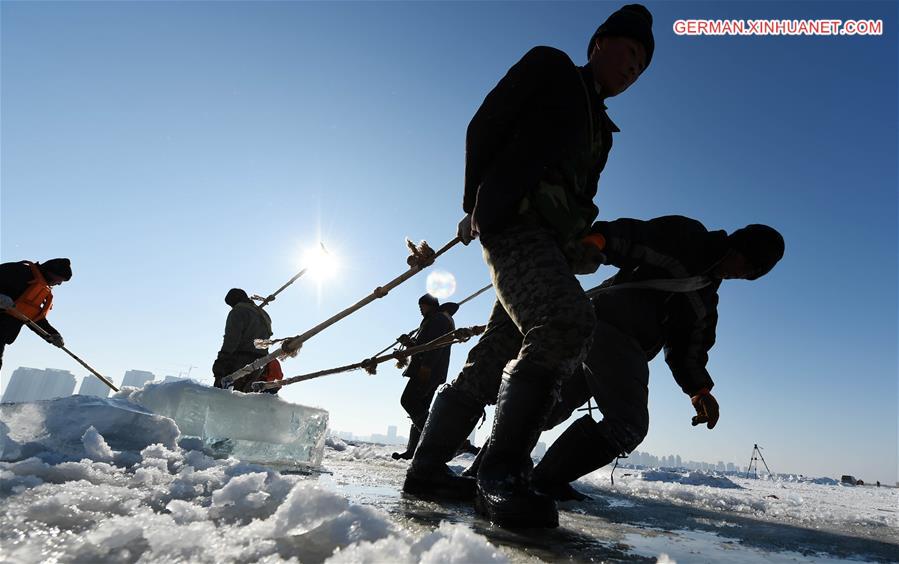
left=0, top=258, right=72, bottom=370
left=531, top=216, right=785, bottom=501
left=212, top=288, right=276, bottom=393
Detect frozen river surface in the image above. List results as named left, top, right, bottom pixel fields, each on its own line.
left=1, top=393, right=896, bottom=563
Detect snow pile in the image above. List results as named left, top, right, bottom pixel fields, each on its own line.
left=1, top=394, right=179, bottom=462
left=0, top=427, right=507, bottom=563
left=580, top=466, right=899, bottom=530
left=329, top=521, right=507, bottom=563
left=119, top=380, right=329, bottom=469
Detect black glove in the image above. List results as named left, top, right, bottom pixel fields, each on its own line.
left=397, top=334, right=415, bottom=347
left=48, top=333, right=65, bottom=348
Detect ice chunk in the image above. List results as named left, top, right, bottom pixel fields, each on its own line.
left=120, top=380, right=328, bottom=469
left=0, top=394, right=179, bottom=462
left=82, top=426, right=115, bottom=462
left=642, top=469, right=742, bottom=489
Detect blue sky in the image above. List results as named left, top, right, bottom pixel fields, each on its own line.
left=1, top=1, right=896, bottom=483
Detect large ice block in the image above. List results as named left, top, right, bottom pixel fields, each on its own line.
left=0, top=394, right=179, bottom=462
left=120, top=380, right=328, bottom=469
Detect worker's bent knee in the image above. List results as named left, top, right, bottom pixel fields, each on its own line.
left=602, top=417, right=649, bottom=454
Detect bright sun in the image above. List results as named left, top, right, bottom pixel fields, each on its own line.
left=303, top=244, right=338, bottom=281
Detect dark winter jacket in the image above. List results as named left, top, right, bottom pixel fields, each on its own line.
left=464, top=46, right=618, bottom=245
left=403, top=303, right=458, bottom=384
left=218, top=302, right=273, bottom=356
left=590, top=216, right=731, bottom=395
left=0, top=261, right=61, bottom=345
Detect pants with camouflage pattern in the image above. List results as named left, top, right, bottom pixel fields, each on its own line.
left=449, top=224, right=595, bottom=406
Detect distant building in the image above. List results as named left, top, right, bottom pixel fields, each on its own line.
left=121, top=370, right=155, bottom=388
left=387, top=425, right=398, bottom=443
left=162, top=375, right=186, bottom=383
left=1, top=367, right=76, bottom=403
left=77, top=375, right=112, bottom=398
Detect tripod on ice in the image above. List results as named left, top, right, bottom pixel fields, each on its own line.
left=748, top=443, right=773, bottom=476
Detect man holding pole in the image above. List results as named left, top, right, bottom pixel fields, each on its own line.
left=404, top=4, right=654, bottom=528
left=0, top=258, right=71, bottom=370
left=213, top=288, right=275, bottom=392
left=392, top=294, right=458, bottom=460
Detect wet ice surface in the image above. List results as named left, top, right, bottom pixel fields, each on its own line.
left=1, top=407, right=897, bottom=563
left=324, top=444, right=899, bottom=563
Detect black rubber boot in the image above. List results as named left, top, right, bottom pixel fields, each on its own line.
left=462, top=437, right=488, bottom=478
left=392, top=424, right=421, bottom=460
left=402, top=387, right=483, bottom=501
left=531, top=414, right=619, bottom=502
left=475, top=367, right=559, bottom=528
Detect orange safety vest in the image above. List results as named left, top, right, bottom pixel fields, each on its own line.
left=9, top=262, right=53, bottom=322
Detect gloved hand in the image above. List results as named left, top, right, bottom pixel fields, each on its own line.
left=570, top=233, right=607, bottom=275
left=690, top=388, right=719, bottom=429
left=0, top=294, right=14, bottom=310
left=49, top=333, right=65, bottom=348
left=457, top=214, right=476, bottom=245
left=397, top=333, right=415, bottom=347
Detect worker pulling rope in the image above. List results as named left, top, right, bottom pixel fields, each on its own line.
left=250, top=324, right=486, bottom=392
left=220, top=236, right=461, bottom=389
left=367, top=282, right=493, bottom=367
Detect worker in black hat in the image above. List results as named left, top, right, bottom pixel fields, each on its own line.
left=0, top=258, right=73, bottom=370
left=407, top=4, right=655, bottom=529
left=212, top=288, right=273, bottom=391
left=528, top=216, right=785, bottom=501
left=392, top=293, right=461, bottom=460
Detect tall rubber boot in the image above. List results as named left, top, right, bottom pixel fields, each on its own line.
left=532, top=414, right=620, bottom=501
left=475, top=368, right=559, bottom=528
left=462, top=437, right=488, bottom=477
left=402, top=386, right=482, bottom=501
left=392, top=424, right=421, bottom=460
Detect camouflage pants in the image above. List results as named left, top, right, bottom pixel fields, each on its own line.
left=545, top=317, right=650, bottom=453
left=450, top=225, right=595, bottom=406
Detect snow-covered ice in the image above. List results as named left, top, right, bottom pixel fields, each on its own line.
left=0, top=394, right=178, bottom=462
left=1, top=394, right=896, bottom=563
left=120, top=380, right=328, bottom=469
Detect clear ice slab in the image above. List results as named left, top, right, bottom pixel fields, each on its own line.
left=120, top=380, right=328, bottom=469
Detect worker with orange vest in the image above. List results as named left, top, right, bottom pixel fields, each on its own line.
left=0, top=258, right=72, bottom=370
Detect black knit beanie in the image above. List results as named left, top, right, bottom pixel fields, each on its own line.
left=41, top=258, right=72, bottom=281
left=225, top=288, right=250, bottom=307
left=419, top=293, right=440, bottom=308
left=728, top=225, right=785, bottom=280
left=589, top=4, right=655, bottom=67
